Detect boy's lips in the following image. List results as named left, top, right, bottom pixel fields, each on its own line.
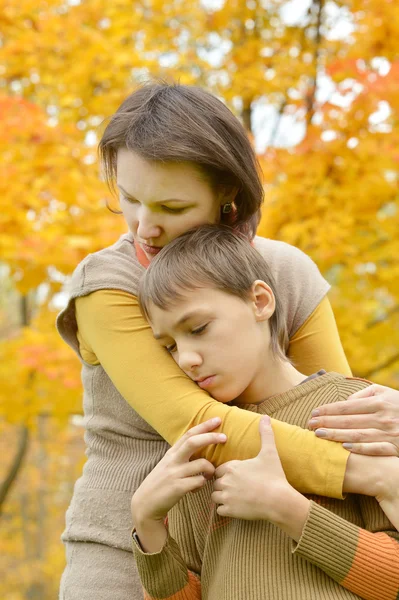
left=195, top=375, right=216, bottom=390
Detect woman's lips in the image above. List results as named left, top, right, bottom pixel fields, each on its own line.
left=141, top=243, right=162, bottom=256
left=197, top=376, right=216, bottom=390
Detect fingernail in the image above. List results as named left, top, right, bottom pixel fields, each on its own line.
left=315, top=429, right=327, bottom=438
left=343, top=443, right=353, bottom=450
left=311, top=409, right=320, bottom=417
left=218, top=434, right=227, bottom=441
left=308, top=419, right=319, bottom=427
left=212, top=417, right=221, bottom=424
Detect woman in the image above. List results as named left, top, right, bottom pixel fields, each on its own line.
left=57, top=81, right=397, bottom=599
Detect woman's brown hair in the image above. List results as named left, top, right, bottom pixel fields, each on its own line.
left=99, top=81, right=264, bottom=239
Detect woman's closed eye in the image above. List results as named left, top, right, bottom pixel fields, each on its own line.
left=161, top=205, right=187, bottom=214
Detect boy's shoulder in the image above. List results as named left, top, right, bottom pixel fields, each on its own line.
left=332, top=374, right=373, bottom=402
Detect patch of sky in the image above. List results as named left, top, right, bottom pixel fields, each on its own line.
left=320, top=130, right=337, bottom=142
left=98, top=18, right=111, bottom=30
left=83, top=154, right=96, bottom=165
left=252, top=98, right=306, bottom=151
left=323, top=1, right=354, bottom=41
left=355, top=262, right=377, bottom=275
left=279, top=0, right=312, bottom=27
left=85, top=129, right=98, bottom=147
left=371, top=57, right=391, bottom=77
left=198, top=34, right=232, bottom=68
left=369, top=100, right=391, bottom=126
left=200, top=0, right=225, bottom=11
left=377, top=201, right=397, bottom=219
left=159, top=52, right=179, bottom=68
left=208, top=70, right=230, bottom=88
left=347, top=137, right=358, bottom=149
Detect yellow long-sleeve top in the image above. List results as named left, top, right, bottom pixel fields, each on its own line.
left=56, top=233, right=352, bottom=563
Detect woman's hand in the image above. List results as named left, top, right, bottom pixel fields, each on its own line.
left=308, top=384, right=399, bottom=456
left=212, top=416, right=309, bottom=542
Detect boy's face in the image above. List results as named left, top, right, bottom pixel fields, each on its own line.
left=149, top=285, right=272, bottom=404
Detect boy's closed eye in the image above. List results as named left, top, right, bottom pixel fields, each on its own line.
left=164, top=323, right=210, bottom=354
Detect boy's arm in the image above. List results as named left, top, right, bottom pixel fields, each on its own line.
left=133, top=494, right=202, bottom=600
left=213, top=417, right=399, bottom=600
left=132, top=526, right=201, bottom=600
left=293, top=499, right=399, bottom=600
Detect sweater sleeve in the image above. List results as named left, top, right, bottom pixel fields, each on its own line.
left=132, top=528, right=201, bottom=600
left=75, top=289, right=349, bottom=498
left=293, top=500, right=399, bottom=600
left=288, top=296, right=352, bottom=376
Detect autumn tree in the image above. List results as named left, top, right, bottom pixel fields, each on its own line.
left=0, top=1, right=398, bottom=597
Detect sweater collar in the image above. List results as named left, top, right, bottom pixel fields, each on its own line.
left=232, top=372, right=346, bottom=415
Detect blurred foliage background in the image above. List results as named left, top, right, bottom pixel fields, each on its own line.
left=0, top=0, right=398, bottom=597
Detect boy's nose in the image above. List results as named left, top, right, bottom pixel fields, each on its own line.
left=178, top=351, right=203, bottom=373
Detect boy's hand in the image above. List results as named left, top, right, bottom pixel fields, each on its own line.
left=131, top=417, right=226, bottom=552
left=212, top=416, right=309, bottom=542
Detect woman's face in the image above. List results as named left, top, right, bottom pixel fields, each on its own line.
left=116, top=149, right=224, bottom=261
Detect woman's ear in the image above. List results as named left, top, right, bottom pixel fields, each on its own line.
left=217, top=184, right=239, bottom=207
left=249, top=280, right=276, bottom=322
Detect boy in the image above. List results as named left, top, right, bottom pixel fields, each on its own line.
left=131, top=225, right=399, bottom=600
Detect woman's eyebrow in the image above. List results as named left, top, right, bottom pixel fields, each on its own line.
left=117, top=184, right=192, bottom=204
left=117, top=185, right=136, bottom=199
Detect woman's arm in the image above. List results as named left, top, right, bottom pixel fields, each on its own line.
left=75, top=289, right=349, bottom=498
left=288, top=295, right=352, bottom=376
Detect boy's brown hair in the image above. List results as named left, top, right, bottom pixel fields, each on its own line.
left=139, top=225, right=289, bottom=360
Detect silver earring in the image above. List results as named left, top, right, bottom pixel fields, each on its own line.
left=222, top=202, right=233, bottom=214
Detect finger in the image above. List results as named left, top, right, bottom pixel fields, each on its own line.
left=314, top=427, right=390, bottom=443
left=215, top=460, right=239, bottom=479
left=182, top=474, right=208, bottom=493
left=258, top=415, right=279, bottom=459
left=308, top=413, right=384, bottom=431
left=347, top=384, right=385, bottom=400
left=343, top=442, right=399, bottom=457
left=212, top=478, right=224, bottom=491
left=211, top=490, right=224, bottom=505
left=172, top=417, right=222, bottom=451
left=310, top=397, right=384, bottom=419
left=176, top=431, right=227, bottom=462
left=182, top=458, right=215, bottom=480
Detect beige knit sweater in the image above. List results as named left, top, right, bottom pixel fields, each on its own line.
left=133, top=373, right=399, bottom=600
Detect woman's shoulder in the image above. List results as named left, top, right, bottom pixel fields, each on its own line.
left=70, top=233, right=144, bottom=297
left=253, top=235, right=330, bottom=336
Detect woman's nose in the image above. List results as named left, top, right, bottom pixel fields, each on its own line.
left=136, top=208, right=162, bottom=240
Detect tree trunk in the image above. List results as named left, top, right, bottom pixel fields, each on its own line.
left=0, top=425, right=29, bottom=516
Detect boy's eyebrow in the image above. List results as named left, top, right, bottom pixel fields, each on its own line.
left=153, top=310, right=203, bottom=340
